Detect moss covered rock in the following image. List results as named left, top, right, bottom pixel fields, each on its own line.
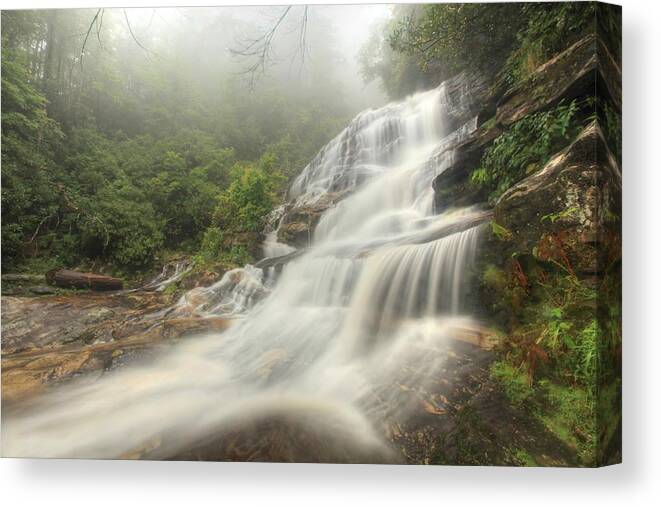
left=494, top=121, right=621, bottom=275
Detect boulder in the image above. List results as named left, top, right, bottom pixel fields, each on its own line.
left=161, top=317, right=231, bottom=339
left=277, top=192, right=347, bottom=248
left=494, top=121, right=621, bottom=275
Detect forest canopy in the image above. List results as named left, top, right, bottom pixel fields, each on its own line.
left=1, top=7, right=385, bottom=273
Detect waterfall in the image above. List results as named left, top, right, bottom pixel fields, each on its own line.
left=3, top=77, right=489, bottom=461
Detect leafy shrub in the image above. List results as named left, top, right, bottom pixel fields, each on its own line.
left=213, top=157, right=283, bottom=235
left=79, top=182, right=164, bottom=269
left=196, top=227, right=225, bottom=265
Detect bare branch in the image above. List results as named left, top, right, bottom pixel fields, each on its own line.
left=80, top=9, right=102, bottom=67
left=230, top=6, right=296, bottom=88
left=299, top=6, right=309, bottom=66
left=95, top=9, right=105, bottom=49
left=123, top=9, right=154, bottom=57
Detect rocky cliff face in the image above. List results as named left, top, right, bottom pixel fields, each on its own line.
left=425, top=32, right=622, bottom=466
left=261, top=30, right=621, bottom=465
left=494, top=122, right=620, bottom=276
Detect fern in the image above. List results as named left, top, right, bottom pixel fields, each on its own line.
left=471, top=100, right=581, bottom=203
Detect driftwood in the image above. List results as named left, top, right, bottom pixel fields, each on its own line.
left=46, top=269, right=123, bottom=291
left=254, top=249, right=304, bottom=270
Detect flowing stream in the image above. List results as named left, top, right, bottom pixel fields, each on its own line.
left=3, top=76, right=489, bottom=461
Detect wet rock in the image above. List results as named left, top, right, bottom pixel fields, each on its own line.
left=386, top=339, right=576, bottom=466
left=161, top=317, right=232, bottom=339
left=494, top=121, right=621, bottom=274
left=28, top=286, right=59, bottom=295
left=165, top=413, right=399, bottom=464
left=178, top=270, right=223, bottom=291
left=254, top=250, right=304, bottom=271
left=496, top=34, right=620, bottom=126
left=432, top=127, right=501, bottom=212
left=140, top=259, right=192, bottom=292
left=277, top=191, right=348, bottom=248
left=1, top=291, right=232, bottom=402
left=433, top=33, right=621, bottom=214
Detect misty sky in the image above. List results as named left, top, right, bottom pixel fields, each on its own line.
left=117, top=4, right=393, bottom=108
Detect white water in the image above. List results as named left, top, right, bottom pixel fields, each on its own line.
left=262, top=205, right=297, bottom=259
left=3, top=78, right=487, bottom=461
left=176, top=265, right=268, bottom=317
left=141, top=259, right=192, bottom=292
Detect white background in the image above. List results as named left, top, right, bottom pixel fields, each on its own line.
left=1, top=0, right=659, bottom=505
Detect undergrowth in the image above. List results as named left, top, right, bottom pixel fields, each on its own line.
left=470, top=100, right=582, bottom=203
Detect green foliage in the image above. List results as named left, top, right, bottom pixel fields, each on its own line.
left=359, top=13, right=430, bottom=98
left=490, top=361, right=534, bottom=407
left=480, top=230, right=610, bottom=465
left=490, top=357, right=597, bottom=466
left=471, top=100, right=581, bottom=202
left=602, top=102, right=622, bottom=164
left=78, top=182, right=164, bottom=268
left=541, top=207, right=580, bottom=225
left=213, top=158, right=283, bottom=235
left=1, top=46, right=64, bottom=265
left=572, top=320, right=598, bottom=388
left=481, top=264, right=508, bottom=292
left=1, top=9, right=352, bottom=273
left=195, top=227, right=224, bottom=265
left=368, top=3, right=598, bottom=100
left=193, top=153, right=285, bottom=269
left=388, top=3, right=524, bottom=78
left=538, top=381, right=596, bottom=465
left=503, top=3, right=597, bottom=88
left=490, top=221, right=513, bottom=241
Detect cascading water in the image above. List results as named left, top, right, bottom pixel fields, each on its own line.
left=262, top=205, right=297, bottom=259
left=140, top=259, right=192, bottom=292
left=3, top=76, right=489, bottom=461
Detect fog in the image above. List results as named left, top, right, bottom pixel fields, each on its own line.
left=101, top=5, right=391, bottom=110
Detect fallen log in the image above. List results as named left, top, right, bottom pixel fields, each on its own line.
left=46, top=269, right=123, bottom=291
left=254, top=249, right=304, bottom=270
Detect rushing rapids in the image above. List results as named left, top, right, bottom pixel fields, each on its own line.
left=3, top=76, right=491, bottom=460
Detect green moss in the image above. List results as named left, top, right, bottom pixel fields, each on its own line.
left=482, top=264, right=508, bottom=292
left=512, top=448, right=538, bottom=467
left=539, top=381, right=596, bottom=466
left=490, top=361, right=534, bottom=407
left=480, top=116, right=498, bottom=131
left=162, top=282, right=180, bottom=296
left=490, top=221, right=513, bottom=241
